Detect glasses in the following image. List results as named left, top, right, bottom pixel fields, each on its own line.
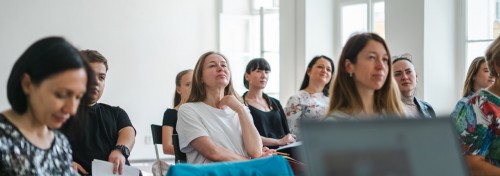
left=391, top=53, right=413, bottom=63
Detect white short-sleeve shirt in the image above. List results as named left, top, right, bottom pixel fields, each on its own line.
left=176, top=102, right=252, bottom=164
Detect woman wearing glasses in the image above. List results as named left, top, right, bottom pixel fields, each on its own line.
left=392, top=54, right=436, bottom=118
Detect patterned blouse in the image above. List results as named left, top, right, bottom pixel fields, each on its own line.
left=0, top=114, right=78, bottom=175
left=454, top=89, right=500, bottom=166
left=284, top=90, right=329, bottom=135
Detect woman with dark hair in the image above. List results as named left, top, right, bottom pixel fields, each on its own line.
left=454, top=35, right=500, bottom=175
left=284, top=55, right=334, bottom=134
left=0, top=36, right=94, bottom=175
left=451, top=56, right=495, bottom=119
left=162, top=69, right=193, bottom=155
left=242, top=58, right=295, bottom=148
left=176, top=51, right=272, bottom=164
left=392, top=54, right=436, bottom=118
left=326, top=33, right=405, bottom=119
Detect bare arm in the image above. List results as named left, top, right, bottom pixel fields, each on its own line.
left=261, top=134, right=296, bottom=147
left=109, top=126, right=135, bottom=174
left=233, top=105, right=263, bottom=158
left=162, top=126, right=175, bottom=155
left=117, top=126, right=136, bottom=150
left=191, top=136, right=249, bottom=161
left=466, top=155, right=500, bottom=176
left=219, top=95, right=263, bottom=158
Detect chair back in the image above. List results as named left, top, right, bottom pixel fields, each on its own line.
left=150, top=124, right=164, bottom=176
left=172, top=134, right=187, bottom=163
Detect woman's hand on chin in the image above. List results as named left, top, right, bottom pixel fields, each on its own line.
left=218, top=95, right=244, bottom=111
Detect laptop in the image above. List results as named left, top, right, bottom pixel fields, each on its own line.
left=298, top=117, right=468, bottom=176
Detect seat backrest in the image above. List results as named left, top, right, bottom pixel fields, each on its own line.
left=150, top=124, right=164, bottom=176
left=150, top=124, right=163, bottom=145
left=172, top=134, right=187, bottom=163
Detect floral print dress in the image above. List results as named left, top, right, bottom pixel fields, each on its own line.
left=0, top=114, right=78, bottom=175
left=284, top=90, right=329, bottom=135
left=454, top=89, right=500, bottom=166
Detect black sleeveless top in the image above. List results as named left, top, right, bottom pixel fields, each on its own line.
left=243, top=92, right=290, bottom=146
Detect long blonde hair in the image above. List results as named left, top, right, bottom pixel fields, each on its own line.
left=186, top=51, right=243, bottom=103
left=327, top=33, right=405, bottom=116
left=462, top=57, right=487, bottom=97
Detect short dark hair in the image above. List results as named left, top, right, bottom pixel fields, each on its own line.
left=80, top=49, right=109, bottom=71
left=299, top=55, right=335, bottom=96
left=243, top=58, right=271, bottom=89
left=7, top=36, right=95, bottom=114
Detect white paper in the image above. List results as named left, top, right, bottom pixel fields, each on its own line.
left=276, top=141, right=302, bottom=151
left=92, top=159, right=140, bottom=176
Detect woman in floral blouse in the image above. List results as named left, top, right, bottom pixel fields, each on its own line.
left=284, top=55, right=334, bottom=135
left=454, top=35, right=500, bottom=176
left=0, top=37, right=93, bottom=175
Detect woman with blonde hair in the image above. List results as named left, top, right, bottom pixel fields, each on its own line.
left=454, top=36, right=500, bottom=175
left=461, top=57, right=496, bottom=98
left=162, top=69, right=193, bottom=155
left=176, top=51, right=272, bottom=164
left=451, top=56, right=495, bottom=119
left=327, top=33, right=405, bottom=119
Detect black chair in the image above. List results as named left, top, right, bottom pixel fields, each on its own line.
left=172, top=134, right=187, bottom=163
left=150, top=124, right=165, bottom=175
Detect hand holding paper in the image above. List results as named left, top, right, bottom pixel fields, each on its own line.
left=92, top=159, right=140, bottom=176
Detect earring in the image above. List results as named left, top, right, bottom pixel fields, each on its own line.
left=349, top=73, right=353, bottom=77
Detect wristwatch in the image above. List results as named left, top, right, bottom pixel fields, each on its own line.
left=114, top=145, right=130, bottom=158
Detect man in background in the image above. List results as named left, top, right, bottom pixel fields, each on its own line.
left=61, top=50, right=136, bottom=175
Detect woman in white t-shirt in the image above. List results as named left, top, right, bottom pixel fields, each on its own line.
left=176, top=51, right=273, bottom=164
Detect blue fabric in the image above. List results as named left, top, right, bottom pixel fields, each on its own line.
left=166, top=155, right=294, bottom=176
left=414, top=97, right=436, bottom=119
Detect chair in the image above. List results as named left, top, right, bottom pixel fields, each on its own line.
left=150, top=124, right=166, bottom=176
left=172, top=134, right=187, bottom=163
left=166, top=155, right=294, bottom=176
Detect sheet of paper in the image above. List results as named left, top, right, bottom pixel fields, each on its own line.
left=276, top=141, right=302, bottom=151
left=92, top=159, right=140, bottom=176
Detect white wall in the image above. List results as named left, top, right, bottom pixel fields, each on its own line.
left=386, top=0, right=458, bottom=115
left=423, top=0, right=458, bottom=115
left=0, top=0, right=218, bottom=160
left=280, top=0, right=335, bottom=103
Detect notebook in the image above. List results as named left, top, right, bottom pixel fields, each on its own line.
left=298, top=117, right=468, bottom=176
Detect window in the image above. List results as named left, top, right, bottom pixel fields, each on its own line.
left=339, top=0, right=385, bottom=47
left=465, top=0, right=499, bottom=69
left=496, top=0, right=500, bottom=22
left=219, top=0, right=280, bottom=97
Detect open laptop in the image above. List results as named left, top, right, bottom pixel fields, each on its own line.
left=298, top=117, right=468, bottom=176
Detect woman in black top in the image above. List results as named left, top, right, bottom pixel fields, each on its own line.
left=242, top=58, right=295, bottom=148
left=162, top=69, right=193, bottom=155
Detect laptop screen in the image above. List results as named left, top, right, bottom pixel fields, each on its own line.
left=298, top=117, right=468, bottom=176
